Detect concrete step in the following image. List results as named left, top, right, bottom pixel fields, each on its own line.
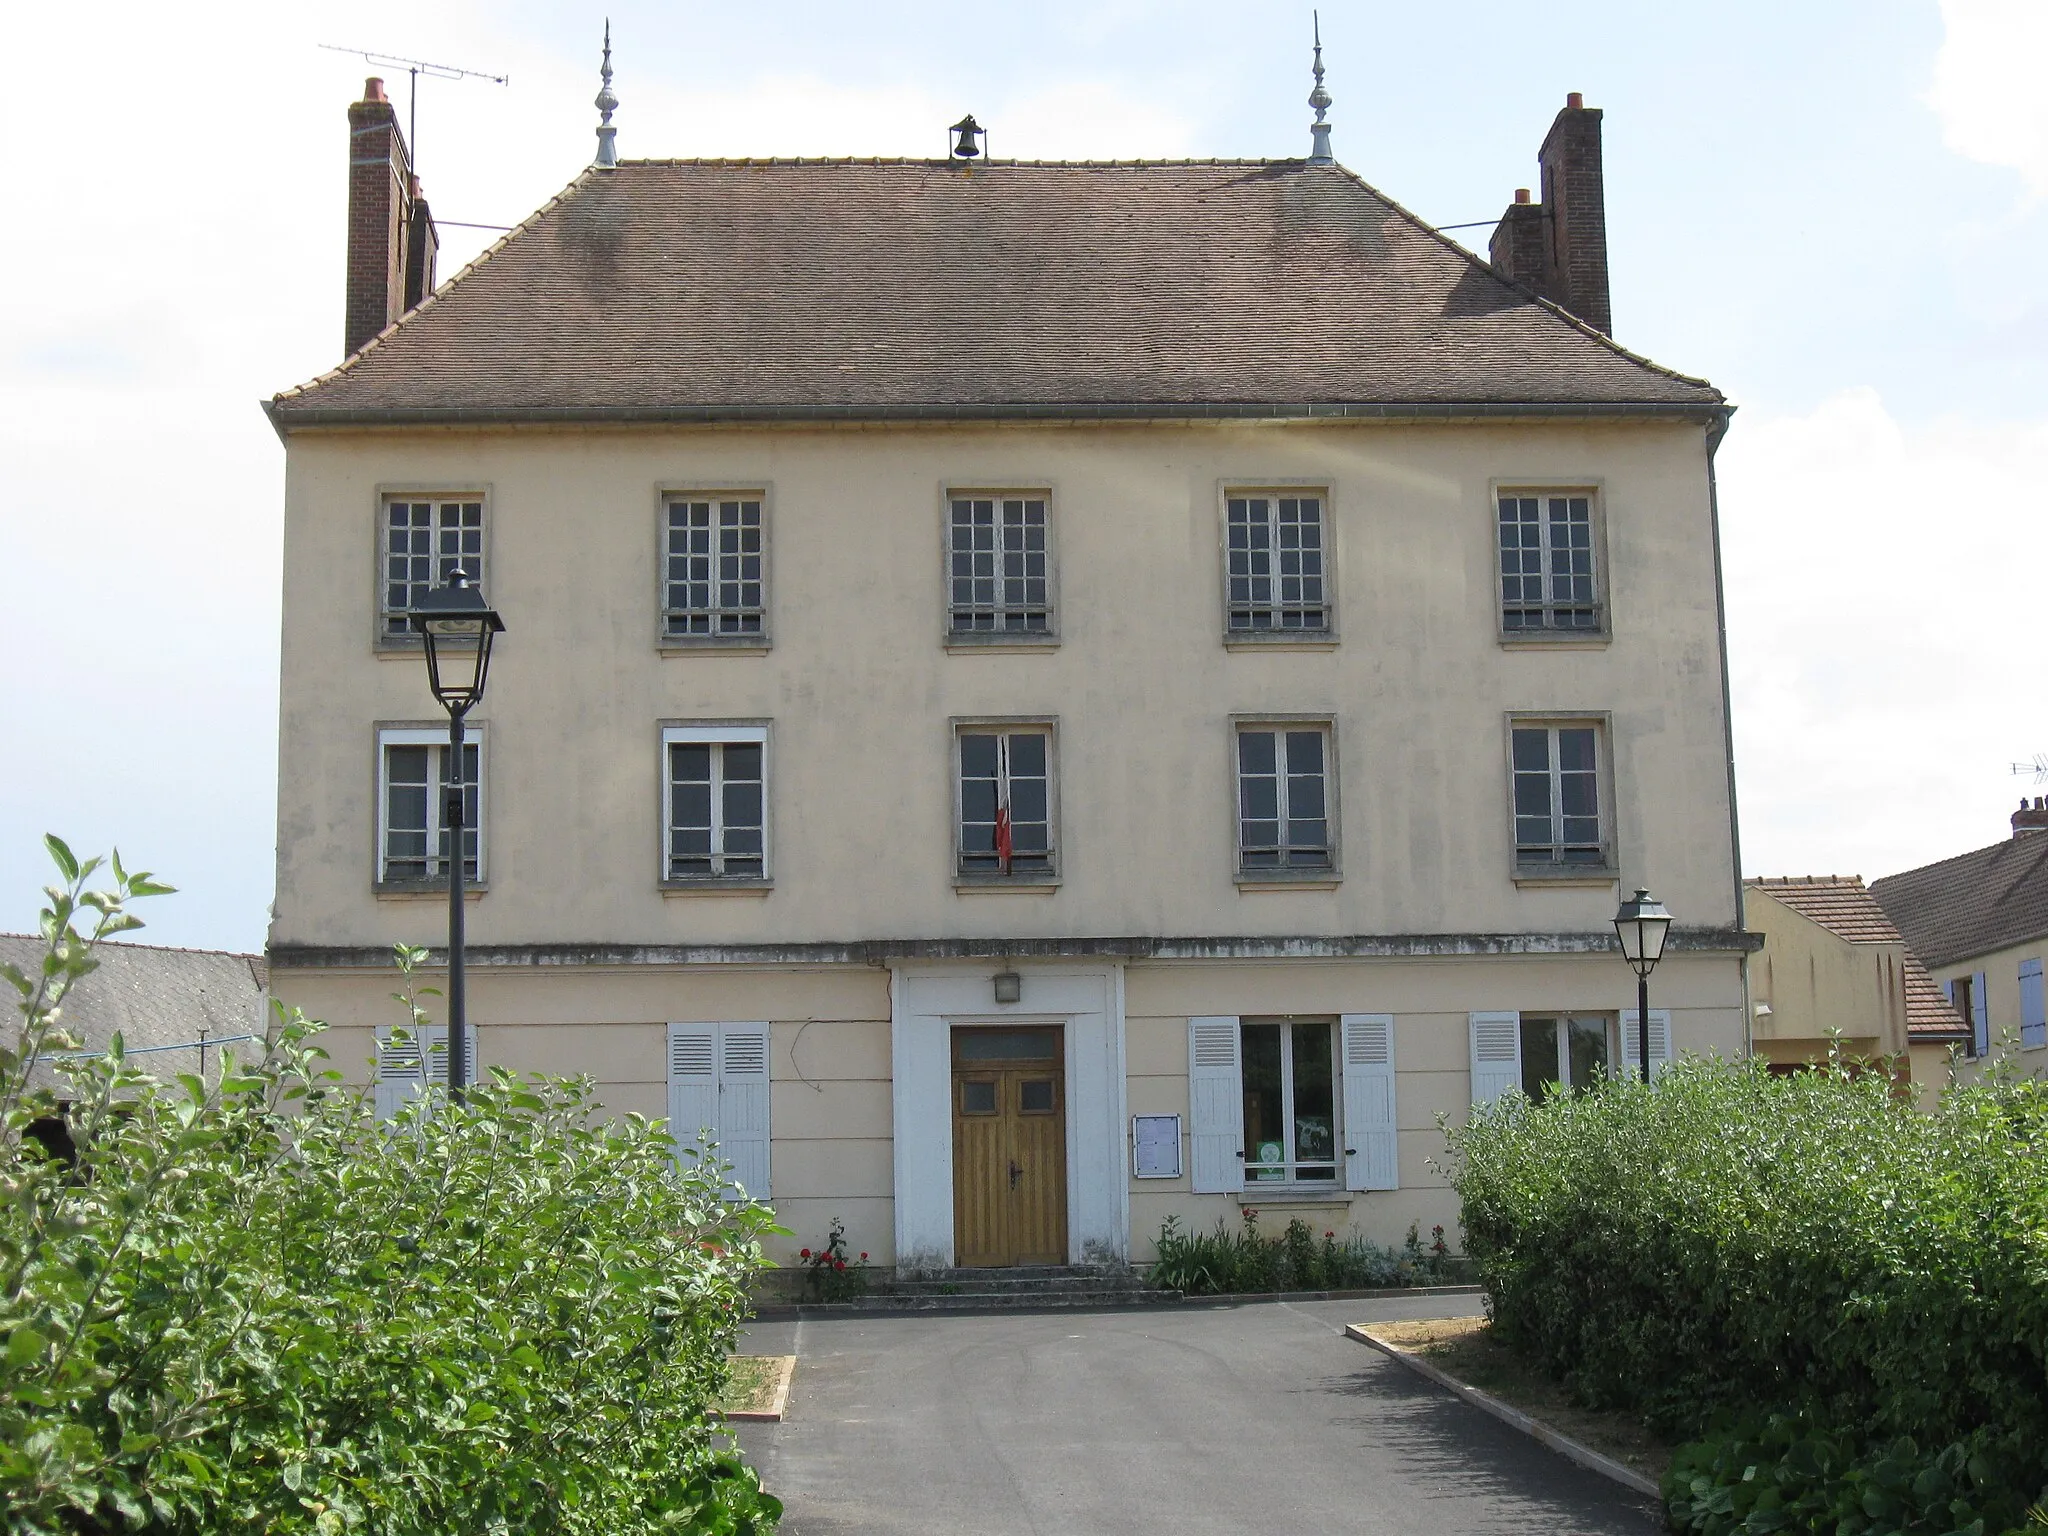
left=873, top=1273, right=1154, bottom=1297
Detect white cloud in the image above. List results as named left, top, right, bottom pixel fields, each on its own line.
left=1928, top=0, right=2048, bottom=195
left=1718, top=388, right=2046, bottom=882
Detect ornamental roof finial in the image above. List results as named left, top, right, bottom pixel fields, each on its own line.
left=1308, top=11, right=1334, bottom=166
left=594, top=20, right=619, bottom=167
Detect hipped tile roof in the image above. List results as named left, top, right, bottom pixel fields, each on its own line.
left=1745, top=877, right=1968, bottom=1039
left=269, top=159, right=1724, bottom=426
left=1870, top=834, right=2048, bottom=974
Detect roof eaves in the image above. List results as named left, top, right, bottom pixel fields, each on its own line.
left=267, top=398, right=1732, bottom=432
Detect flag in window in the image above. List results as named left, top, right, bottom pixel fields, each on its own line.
left=994, top=737, right=1014, bottom=874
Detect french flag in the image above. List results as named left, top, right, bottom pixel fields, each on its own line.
left=994, top=740, right=1014, bottom=875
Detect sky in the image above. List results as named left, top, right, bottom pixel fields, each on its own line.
left=1, top=0, right=2042, bottom=950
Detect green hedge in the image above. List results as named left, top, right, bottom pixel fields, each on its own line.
left=1444, top=1057, right=2048, bottom=1528
left=1, top=841, right=782, bottom=1535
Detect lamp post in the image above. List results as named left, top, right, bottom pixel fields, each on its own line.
left=1612, top=887, right=1673, bottom=1085
left=410, top=569, right=504, bottom=1099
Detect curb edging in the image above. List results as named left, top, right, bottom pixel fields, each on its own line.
left=1344, top=1324, right=1660, bottom=1500
left=720, top=1354, right=796, bottom=1422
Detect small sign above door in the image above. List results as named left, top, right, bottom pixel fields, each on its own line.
left=1132, top=1114, right=1182, bottom=1179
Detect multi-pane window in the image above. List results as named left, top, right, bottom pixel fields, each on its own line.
left=664, top=727, right=767, bottom=880
left=949, top=495, right=1051, bottom=634
left=1226, top=493, right=1327, bottom=632
left=957, top=729, right=1053, bottom=877
left=1242, top=1018, right=1337, bottom=1183
left=378, top=728, right=481, bottom=883
left=1236, top=727, right=1332, bottom=871
left=1511, top=723, right=1605, bottom=867
left=1498, top=492, right=1599, bottom=632
left=665, top=496, right=765, bottom=638
left=1519, top=1015, right=1613, bottom=1099
left=384, top=498, right=484, bottom=638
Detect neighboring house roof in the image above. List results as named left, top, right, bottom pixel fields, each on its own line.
left=1745, top=877, right=1968, bottom=1040
left=1870, top=835, right=2048, bottom=974
left=268, top=159, right=1724, bottom=428
left=1, top=935, right=271, bottom=1089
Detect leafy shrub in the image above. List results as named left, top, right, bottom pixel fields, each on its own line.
left=1443, top=1055, right=2048, bottom=1529
left=1666, top=1410, right=2047, bottom=1536
left=1149, top=1210, right=1445, bottom=1295
left=1, top=838, right=782, bottom=1535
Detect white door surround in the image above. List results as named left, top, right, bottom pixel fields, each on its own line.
left=890, top=963, right=1127, bottom=1269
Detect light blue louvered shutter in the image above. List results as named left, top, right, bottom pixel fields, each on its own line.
left=1620, top=1010, right=1674, bottom=1080
left=667, top=1023, right=719, bottom=1168
left=374, top=1026, right=426, bottom=1120
left=1188, top=1016, right=1244, bottom=1194
left=1340, top=1014, right=1397, bottom=1191
left=2020, top=959, right=2045, bottom=1051
left=1971, top=972, right=1990, bottom=1057
left=1469, top=1012, right=1521, bottom=1104
left=717, top=1023, right=772, bottom=1202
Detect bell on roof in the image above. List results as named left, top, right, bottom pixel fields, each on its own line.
left=950, top=114, right=985, bottom=160
left=1307, top=11, right=1334, bottom=166
left=594, top=20, right=619, bottom=167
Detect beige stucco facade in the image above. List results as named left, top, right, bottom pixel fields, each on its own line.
left=270, top=415, right=1751, bottom=1266
left=1928, top=936, right=2048, bottom=1087
left=1743, top=888, right=1909, bottom=1065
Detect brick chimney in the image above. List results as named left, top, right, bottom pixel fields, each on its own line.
left=2015, top=797, right=2048, bottom=837
left=1488, top=93, right=1613, bottom=336
left=345, top=79, right=437, bottom=357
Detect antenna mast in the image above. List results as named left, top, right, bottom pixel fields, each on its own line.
left=318, top=44, right=508, bottom=172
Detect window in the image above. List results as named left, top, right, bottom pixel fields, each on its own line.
left=1241, top=1017, right=1338, bottom=1183
left=1187, top=1014, right=1396, bottom=1194
left=377, top=727, right=481, bottom=885
left=2022, top=960, right=2045, bottom=1051
left=373, top=1025, right=475, bottom=1119
left=1498, top=491, right=1600, bottom=633
left=1950, top=972, right=1989, bottom=1057
left=1236, top=725, right=1332, bottom=872
left=1225, top=492, right=1328, bottom=632
left=663, top=726, right=768, bottom=882
left=1518, top=1014, right=1614, bottom=1098
left=664, top=495, right=765, bottom=640
left=948, top=493, right=1052, bottom=636
left=1511, top=722, right=1607, bottom=869
left=383, top=496, right=484, bottom=639
left=956, top=727, right=1053, bottom=878
left=667, top=1022, right=771, bottom=1199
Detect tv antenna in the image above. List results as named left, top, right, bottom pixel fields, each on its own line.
left=2013, top=754, right=2048, bottom=785
left=318, top=45, right=508, bottom=173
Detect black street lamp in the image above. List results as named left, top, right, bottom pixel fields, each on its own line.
left=410, top=569, right=504, bottom=1099
left=1612, top=887, right=1673, bottom=1085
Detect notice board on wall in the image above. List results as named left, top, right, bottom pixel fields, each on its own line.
left=1132, top=1114, right=1182, bottom=1179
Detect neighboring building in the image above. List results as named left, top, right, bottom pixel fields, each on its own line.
left=2, top=935, right=271, bottom=1094
left=262, top=58, right=1754, bottom=1269
left=1742, top=877, right=1966, bottom=1106
left=1871, top=799, right=2048, bottom=1084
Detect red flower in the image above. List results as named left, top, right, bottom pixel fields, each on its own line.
left=834, top=1259, right=846, bottom=1271
left=1324, top=1231, right=1335, bottom=1239
left=800, top=1248, right=812, bottom=1259
left=859, top=1252, right=868, bottom=1260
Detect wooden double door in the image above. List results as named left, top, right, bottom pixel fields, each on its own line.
left=951, top=1026, right=1067, bottom=1267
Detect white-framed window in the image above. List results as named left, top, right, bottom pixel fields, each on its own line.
left=1225, top=491, right=1328, bottom=632
left=383, top=495, right=485, bottom=640
left=667, top=1021, right=771, bottom=1200
left=1497, top=490, right=1601, bottom=633
left=1187, top=1014, right=1396, bottom=1194
left=2021, top=959, right=2045, bottom=1051
left=664, top=494, right=766, bottom=640
left=1949, top=973, right=1989, bottom=1057
left=956, top=725, right=1054, bottom=878
left=1510, top=721, right=1607, bottom=869
left=1470, top=1009, right=1668, bottom=1104
left=663, top=726, right=768, bottom=882
left=948, top=493, right=1052, bottom=635
left=1235, top=724, right=1333, bottom=873
left=377, top=726, right=482, bottom=885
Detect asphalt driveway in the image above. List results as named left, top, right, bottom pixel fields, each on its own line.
left=732, top=1295, right=1661, bottom=1535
